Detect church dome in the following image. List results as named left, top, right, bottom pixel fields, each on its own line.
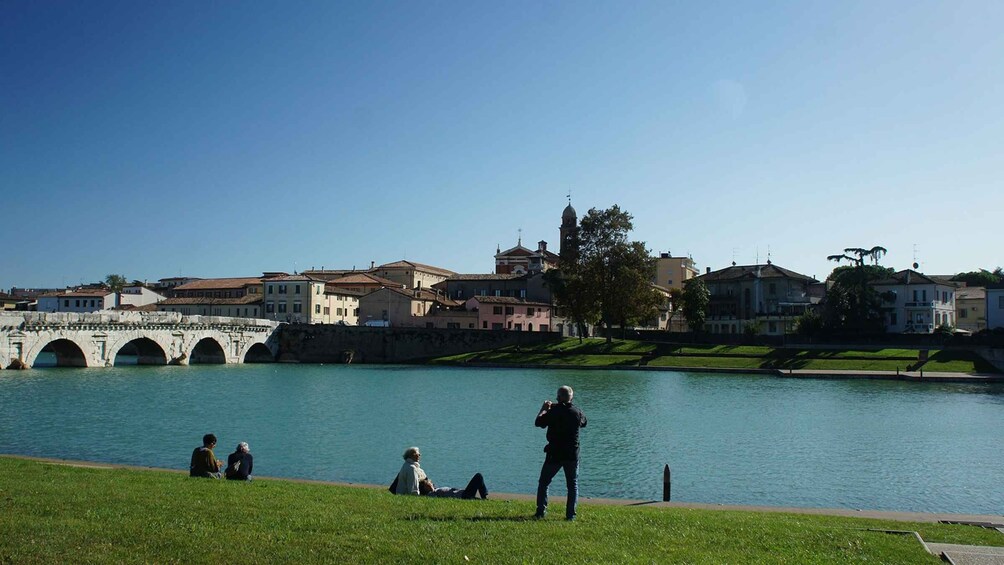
left=562, top=203, right=577, bottom=220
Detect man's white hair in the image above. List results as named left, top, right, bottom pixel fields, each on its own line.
left=403, top=446, right=421, bottom=460
left=557, top=385, right=574, bottom=402
left=238, top=442, right=250, bottom=453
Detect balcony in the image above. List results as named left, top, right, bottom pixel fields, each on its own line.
left=904, top=301, right=934, bottom=308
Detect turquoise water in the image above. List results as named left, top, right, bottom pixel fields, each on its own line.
left=1, top=364, right=1002, bottom=514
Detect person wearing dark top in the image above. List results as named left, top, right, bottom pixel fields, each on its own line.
left=534, top=385, right=587, bottom=520
left=190, top=433, right=224, bottom=478
left=225, top=442, right=254, bottom=481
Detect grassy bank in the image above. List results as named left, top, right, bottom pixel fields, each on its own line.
left=430, top=338, right=999, bottom=374
left=1, top=457, right=1002, bottom=563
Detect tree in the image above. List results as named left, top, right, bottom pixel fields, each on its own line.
left=824, top=246, right=890, bottom=334
left=104, top=274, right=127, bottom=292
left=549, top=205, right=662, bottom=343
left=681, top=278, right=709, bottom=332
left=665, top=288, right=684, bottom=331
left=951, top=269, right=1002, bottom=287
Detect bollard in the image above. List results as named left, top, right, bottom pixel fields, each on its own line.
left=663, top=464, right=671, bottom=501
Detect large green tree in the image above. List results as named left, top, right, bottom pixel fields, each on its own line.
left=681, top=278, right=710, bottom=332
left=549, top=205, right=662, bottom=343
left=104, top=274, right=127, bottom=292
left=951, top=269, right=1002, bottom=287
left=824, top=247, right=891, bottom=333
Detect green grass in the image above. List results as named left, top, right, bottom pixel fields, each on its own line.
left=428, top=338, right=1000, bottom=374
left=1, top=457, right=1001, bottom=564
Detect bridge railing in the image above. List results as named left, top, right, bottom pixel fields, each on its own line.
left=0, top=311, right=280, bottom=329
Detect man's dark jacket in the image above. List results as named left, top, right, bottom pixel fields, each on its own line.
left=535, top=402, right=587, bottom=461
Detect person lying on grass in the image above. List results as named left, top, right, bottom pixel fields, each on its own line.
left=394, top=446, right=488, bottom=499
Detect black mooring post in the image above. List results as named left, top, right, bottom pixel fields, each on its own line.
left=663, top=464, right=671, bottom=501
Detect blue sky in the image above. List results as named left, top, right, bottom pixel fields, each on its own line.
left=3, top=1, right=1002, bottom=289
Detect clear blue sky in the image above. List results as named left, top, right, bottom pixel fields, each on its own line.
left=3, top=1, right=1002, bottom=289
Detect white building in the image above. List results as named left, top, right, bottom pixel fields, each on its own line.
left=987, top=284, right=1004, bottom=330
left=119, top=285, right=166, bottom=308
left=872, top=269, right=956, bottom=333
left=37, top=290, right=117, bottom=313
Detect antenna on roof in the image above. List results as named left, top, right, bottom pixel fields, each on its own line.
left=912, top=243, right=920, bottom=270
left=767, top=245, right=772, bottom=265
left=567, top=189, right=572, bottom=205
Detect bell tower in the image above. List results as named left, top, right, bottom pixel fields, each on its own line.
left=559, top=197, right=578, bottom=267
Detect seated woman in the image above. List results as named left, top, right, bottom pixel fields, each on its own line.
left=225, top=442, right=254, bottom=481
left=394, top=446, right=488, bottom=499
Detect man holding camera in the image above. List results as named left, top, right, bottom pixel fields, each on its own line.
left=534, top=385, right=587, bottom=520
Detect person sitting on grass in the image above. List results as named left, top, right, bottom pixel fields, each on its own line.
left=394, top=446, right=488, bottom=499
left=190, top=433, right=224, bottom=479
left=225, top=441, right=253, bottom=481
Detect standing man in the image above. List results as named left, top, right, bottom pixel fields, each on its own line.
left=534, top=385, right=587, bottom=520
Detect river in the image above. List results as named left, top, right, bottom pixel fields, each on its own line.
left=1, top=363, right=1002, bottom=514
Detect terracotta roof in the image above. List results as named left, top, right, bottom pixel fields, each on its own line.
left=326, top=273, right=404, bottom=287
left=113, top=303, right=160, bottom=312
left=301, top=269, right=363, bottom=281
left=871, top=269, right=948, bottom=287
left=324, top=288, right=366, bottom=297
left=697, top=264, right=816, bottom=283
left=262, top=273, right=325, bottom=282
left=444, top=273, right=526, bottom=281
left=42, top=290, right=116, bottom=298
left=363, top=286, right=461, bottom=306
left=375, top=260, right=456, bottom=277
left=159, top=295, right=263, bottom=306
left=468, top=295, right=551, bottom=307
left=956, top=287, right=986, bottom=300
left=173, top=277, right=263, bottom=291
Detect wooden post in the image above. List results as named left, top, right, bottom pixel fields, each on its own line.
left=663, top=464, right=671, bottom=501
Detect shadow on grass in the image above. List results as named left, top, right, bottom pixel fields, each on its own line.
left=405, top=514, right=537, bottom=523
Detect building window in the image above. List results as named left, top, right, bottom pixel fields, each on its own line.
left=266, top=302, right=274, bottom=313
left=494, top=289, right=502, bottom=297
left=889, top=312, right=897, bottom=325
left=75, top=300, right=80, bottom=307
left=293, top=303, right=302, bottom=313
left=520, top=289, right=527, bottom=298
left=493, top=306, right=503, bottom=315
left=279, top=285, right=287, bottom=294
left=64, top=300, right=69, bottom=307
left=295, top=285, right=301, bottom=294
left=482, top=321, right=488, bottom=329
left=278, top=303, right=287, bottom=313
left=527, top=307, right=534, bottom=315
left=505, top=306, right=514, bottom=315
left=268, top=285, right=273, bottom=294
left=768, top=321, right=777, bottom=333
left=447, top=322, right=460, bottom=329
left=314, top=304, right=320, bottom=314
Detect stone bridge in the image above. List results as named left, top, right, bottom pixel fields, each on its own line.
left=0, top=312, right=281, bottom=369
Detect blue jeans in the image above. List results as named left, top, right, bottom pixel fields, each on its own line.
left=536, top=459, right=578, bottom=519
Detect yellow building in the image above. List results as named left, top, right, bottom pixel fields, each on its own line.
left=371, top=260, right=455, bottom=290
left=653, top=253, right=698, bottom=291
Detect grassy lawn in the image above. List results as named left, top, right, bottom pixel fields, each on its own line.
left=1, top=457, right=1001, bottom=564
left=428, top=339, right=999, bottom=374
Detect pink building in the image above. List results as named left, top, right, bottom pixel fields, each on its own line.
left=465, top=296, right=552, bottom=331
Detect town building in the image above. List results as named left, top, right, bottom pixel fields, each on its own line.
left=118, top=285, right=166, bottom=309
left=157, top=277, right=263, bottom=318
left=37, top=289, right=118, bottom=313
left=0, top=292, right=26, bottom=311
left=697, top=262, right=820, bottom=335
left=151, top=277, right=202, bottom=293
left=653, top=253, right=698, bottom=291
left=322, top=287, right=362, bottom=325
left=370, top=260, right=456, bottom=290
left=494, top=240, right=560, bottom=275
left=985, top=284, right=1004, bottom=330
left=955, top=286, right=987, bottom=333
left=871, top=270, right=956, bottom=333
left=357, top=287, right=460, bottom=327
left=464, top=295, right=552, bottom=331
left=323, top=272, right=405, bottom=295
left=263, top=274, right=329, bottom=324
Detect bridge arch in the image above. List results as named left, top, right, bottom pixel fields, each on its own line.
left=110, top=337, right=169, bottom=366
left=242, top=342, right=275, bottom=363
left=26, top=338, right=90, bottom=368
left=190, top=337, right=226, bottom=364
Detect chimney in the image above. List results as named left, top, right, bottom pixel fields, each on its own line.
left=660, top=252, right=670, bottom=259
left=538, top=240, right=547, bottom=252
left=370, top=261, right=375, bottom=270
left=706, top=267, right=711, bottom=274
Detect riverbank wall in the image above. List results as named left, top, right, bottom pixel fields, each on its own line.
left=276, top=325, right=562, bottom=364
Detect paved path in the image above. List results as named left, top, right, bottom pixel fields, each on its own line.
left=926, top=543, right=1004, bottom=565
